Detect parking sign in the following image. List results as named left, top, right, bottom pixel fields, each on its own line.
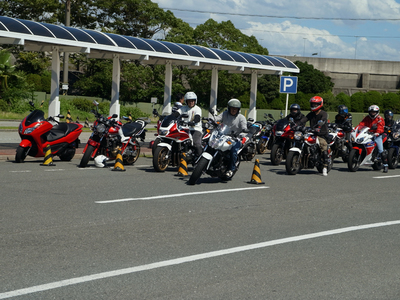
left=280, top=76, right=298, bottom=94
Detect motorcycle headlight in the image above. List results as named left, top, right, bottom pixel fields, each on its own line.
left=265, top=125, right=272, bottom=131
left=356, top=137, right=364, bottom=143
left=23, top=123, right=40, bottom=134
left=392, top=132, right=400, bottom=140
left=351, top=136, right=355, bottom=142
left=276, top=131, right=284, bottom=136
left=96, top=123, right=106, bottom=133
left=294, top=131, right=303, bottom=140
left=159, top=129, right=168, bottom=136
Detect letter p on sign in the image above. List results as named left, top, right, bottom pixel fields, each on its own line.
left=279, top=76, right=298, bottom=94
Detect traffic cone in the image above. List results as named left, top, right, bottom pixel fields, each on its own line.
left=248, top=159, right=264, bottom=184
left=175, top=153, right=189, bottom=177
left=111, top=148, right=125, bottom=172
left=66, top=110, right=72, bottom=123
left=76, top=116, right=80, bottom=124
left=40, top=144, right=56, bottom=166
left=84, top=117, right=90, bottom=128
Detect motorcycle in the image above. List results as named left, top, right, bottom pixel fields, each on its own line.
left=188, top=117, right=246, bottom=185
left=256, top=113, right=276, bottom=154
left=240, top=118, right=263, bottom=161
left=384, top=122, right=400, bottom=169
left=152, top=111, right=197, bottom=172
left=16, top=101, right=83, bottom=163
left=347, top=125, right=388, bottom=172
left=270, top=117, right=296, bottom=165
left=285, top=120, right=334, bottom=175
left=79, top=101, right=147, bottom=168
left=330, top=118, right=353, bottom=163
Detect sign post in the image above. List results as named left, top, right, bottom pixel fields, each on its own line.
left=279, top=76, right=298, bottom=116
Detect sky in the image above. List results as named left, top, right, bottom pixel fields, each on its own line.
left=152, top=0, right=400, bottom=61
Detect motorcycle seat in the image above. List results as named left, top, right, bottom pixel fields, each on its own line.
left=121, top=121, right=145, bottom=137
left=47, top=123, right=80, bottom=141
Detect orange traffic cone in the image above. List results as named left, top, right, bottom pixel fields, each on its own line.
left=41, top=144, right=56, bottom=166
left=175, top=153, right=189, bottom=177
left=112, top=148, right=125, bottom=172
left=248, top=159, right=264, bottom=184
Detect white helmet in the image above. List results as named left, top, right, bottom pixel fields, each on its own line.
left=94, top=155, right=109, bottom=168
left=184, top=92, right=197, bottom=105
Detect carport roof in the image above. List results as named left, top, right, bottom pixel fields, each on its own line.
left=0, top=16, right=299, bottom=75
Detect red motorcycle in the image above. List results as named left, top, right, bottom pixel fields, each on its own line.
left=79, top=102, right=147, bottom=168
left=270, top=118, right=296, bottom=165
left=16, top=102, right=83, bottom=163
left=152, top=111, right=194, bottom=172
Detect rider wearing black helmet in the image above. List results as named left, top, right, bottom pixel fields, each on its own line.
left=285, top=103, right=305, bottom=124
left=384, top=109, right=395, bottom=129
left=335, top=105, right=353, bottom=140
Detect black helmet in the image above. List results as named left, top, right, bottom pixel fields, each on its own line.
left=338, top=105, right=349, bottom=117
left=384, top=109, right=393, bottom=120
left=289, top=103, right=301, bottom=117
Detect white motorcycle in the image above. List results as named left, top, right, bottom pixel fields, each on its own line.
left=188, top=120, right=245, bottom=185
left=347, top=126, right=387, bottom=172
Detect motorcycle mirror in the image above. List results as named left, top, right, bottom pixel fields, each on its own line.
left=268, top=113, right=274, bottom=118
left=289, top=117, right=294, bottom=123
left=93, top=100, right=99, bottom=106
left=58, top=114, right=65, bottom=119
left=29, top=101, right=35, bottom=108
left=248, top=118, right=254, bottom=123
left=317, top=120, right=325, bottom=125
left=112, top=113, right=118, bottom=119
left=209, top=108, right=215, bottom=115
left=181, top=113, right=189, bottom=118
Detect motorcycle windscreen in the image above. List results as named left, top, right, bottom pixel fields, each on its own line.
left=25, top=110, right=45, bottom=126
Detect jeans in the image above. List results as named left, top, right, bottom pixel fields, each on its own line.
left=375, top=134, right=383, bottom=154
left=230, top=141, right=241, bottom=171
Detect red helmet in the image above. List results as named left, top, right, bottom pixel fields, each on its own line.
left=310, top=96, right=323, bottom=112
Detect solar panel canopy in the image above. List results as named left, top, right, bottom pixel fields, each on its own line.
left=0, top=16, right=299, bottom=75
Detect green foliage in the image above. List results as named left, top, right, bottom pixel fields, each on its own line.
left=363, top=91, right=382, bottom=111
left=350, top=92, right=365, bottom=112
left=71, top=98, right=94, bottom=112
left=294, top=61, right=334, bottom=94
left=120, top=106, right=149, bottom=119
left=238, top=91, right=267, bottom=109
left=381, top=93, right=400, bottom=113
left=15, top=51, right=50, bottom=75
left=335, top=93, right=351, bottom=111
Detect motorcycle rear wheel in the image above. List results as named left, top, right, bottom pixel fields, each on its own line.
left=388, top=147, right=398, bottom=169
left=153, top=146, right=170, bottom=172
left=79, top=145, right=95, bottom=168
left=270, top=144, right=283, bottom=165
left=347, top=149, right=361, bottom=172
left=188, top=157, right=208, bottom=185
left=59, top=148, right=76, bottom=161
left=256, top=139, right=268, bottom=154
left=15, top=146, right=29, bottom=163
left=285, top=151, right=301, bottom=175
left=123, top=141, right=140, bottom=165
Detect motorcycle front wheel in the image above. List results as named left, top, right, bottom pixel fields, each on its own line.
left=270, top=144, right=283, bottom=165
left=153, top=146, right=170, bottom=172
left=123, top=141, right=140, bottom=165
left=15, top=146, right=29, bottom=163
left=79, top=145, right=96, bottom=168
left=388, top=147, right=399, bottom=169
left=285, top=151, right=301, bottom=175
left=347, top=149, right=361, bottom=172
left=188, top=157, right=208, bottom=185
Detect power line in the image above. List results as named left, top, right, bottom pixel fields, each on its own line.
left=161, top=7, right=400, bottom=21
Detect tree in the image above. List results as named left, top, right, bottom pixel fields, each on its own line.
left=364, top=91, right=382, bottom=112
left=350, top=92, right=365, bottom=112
left=382, top=92, right=400, bottom=113
left=295, top=61, right=334, bottom=94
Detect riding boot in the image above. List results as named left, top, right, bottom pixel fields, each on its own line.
left=381, top=150, right=389, bottom=173
left=322, top=151, right=329, bottom=168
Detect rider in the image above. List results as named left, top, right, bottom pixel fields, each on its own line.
left=335, top=104, right=353, bottom=140
left=285, top=103, right=305, bottom=125
left=214, top=98, right=248, bottom=178
left=299, top=96, right=330, bottom=176
left=358, top=105, right=388, bottom=173
left=177, top=92, right=203, bottom=159
left=384, top=109, right=395, bottom=129
left=172, top=93, right=185, bottom=112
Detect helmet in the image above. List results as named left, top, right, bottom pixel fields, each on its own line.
left=184, top=91, right=197, bottom=105
left=289, top=103, right=301, bottom=117
left=368, top=105, right=380, bottom=119
left=338, top=105, right=349, bottom=117
left=310, top=96, right=323, bottom=112
left=94, top=155, right=109, bottom=168
left=227, top=98, right=241, bottom=115
left=384, top=109, right=393, bottom=120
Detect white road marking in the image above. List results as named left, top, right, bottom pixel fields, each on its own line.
left=9, top=170, right=31, bottom=173
left=95, top=187, right=270, bottom=204
left=1, top=220, right=399, bottom=299
left=44, top=169, right=65, bottom=172
left=373, top=174, right=400, bottom=179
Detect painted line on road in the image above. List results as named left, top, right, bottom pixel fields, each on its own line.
left=1, top=220, right=400, bottom=299
left=9, top=170, right=31, bottom=173
left=95, top=187, right=270, bottom=204
left=44, top=169, right=65, bottom=172
left=373, top=174, right=400, bottom=179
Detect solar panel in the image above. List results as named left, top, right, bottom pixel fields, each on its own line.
left=209, top=48, right=234, bottom=61
left=17, top=19, right=54, bottom=37
left=274, top=57, right=298, bottom=69
left=191, top=46, right=219, bottom=59
left=159, top=41, right=188, bottom=56
left=82, top=29, right=115, bottom=46
left=176, top=44, right=205, bottom=58
left=145, top=39, right=172, bottom=53
left=105, top=33, right=136, bottom=49
left=0, top=17, right=31, bottom=34
left=237, top=52, right=261, bottom=65
left=252, top=54, right=274, bottom=66
left=41, top=24, right=76, bottom=40
left=266, top=56, right=286, bottom=67
left=62, top=27, right=96, bottom=43
left=124, top=36, right=155, bottom=51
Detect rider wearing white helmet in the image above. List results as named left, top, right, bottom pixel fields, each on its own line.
left=214, top=98, right=248, bottom=178
left=358, top=104, right=388, bottom=173
left=177, top=92, right=203, bottom=158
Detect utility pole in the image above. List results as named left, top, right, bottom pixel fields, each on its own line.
left=62, top=0, right=71, bottom=95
